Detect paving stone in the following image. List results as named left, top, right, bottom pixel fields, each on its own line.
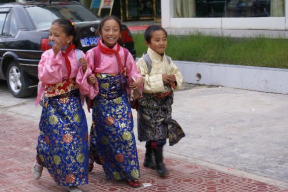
left=0, top=113, right=287, bottom=192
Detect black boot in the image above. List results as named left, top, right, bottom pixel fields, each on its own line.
left=143, top=143, right=156, bottom=169
left=154, top=146, right=168, bottom=177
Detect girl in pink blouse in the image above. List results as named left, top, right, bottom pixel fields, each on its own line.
left=77, top=15, right=142, bottom=188
left=33, top=19, right=89, bottom=192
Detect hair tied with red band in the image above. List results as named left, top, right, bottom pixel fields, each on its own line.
left=68, top=19, right=74, bottom=26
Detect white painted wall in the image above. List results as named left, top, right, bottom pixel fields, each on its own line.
left=162, top=0, right=288, bottom=31
left=175, top=61, right=288, bottom=94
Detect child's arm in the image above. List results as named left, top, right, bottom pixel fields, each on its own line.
left=38, top=50, right=65, bottom=84
left=124, top=52, right=143, bottom=93
left=130, top=76, right=142, bottom=90
left=169, top=59, right=183, bottom=90
left=162, top=74, right=173, bottom=83
left=80, top=57, right=87, bottom=73
left=136, top=58, right=165, bottom=93
left=76, top=49, right=99, bottom=99
left=124, top=52, right=142, bottom=80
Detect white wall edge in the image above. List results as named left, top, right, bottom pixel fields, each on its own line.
left=222, top=17, right=286, bottom=30
left=168, top=17, right=285, bottom=30
left=174, top=61, right=288, bottom=94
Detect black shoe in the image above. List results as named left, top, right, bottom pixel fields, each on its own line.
left=143, top=143, right=156, bottom=169
left=143, top=156, right=156, bottom=169
left=154, top=146, right=168, bottom=177
left=156, top=162, right=168, bottom=177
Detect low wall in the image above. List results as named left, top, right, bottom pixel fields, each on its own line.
left=174, top=61, right=288, bottom=94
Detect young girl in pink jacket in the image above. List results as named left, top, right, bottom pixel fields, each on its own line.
left=77, top=15, right=142, bottom=188
left=33, top=19, right=89, bottom=192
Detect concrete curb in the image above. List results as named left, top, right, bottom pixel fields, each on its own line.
left=174, top=60, right=288, bottom=94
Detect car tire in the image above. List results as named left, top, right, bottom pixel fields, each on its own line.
left=6, top=60, right=34, bottom=98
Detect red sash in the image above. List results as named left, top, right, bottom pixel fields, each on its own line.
left=45, top=78, right=77, bottom=97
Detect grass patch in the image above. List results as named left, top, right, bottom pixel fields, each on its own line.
left=133, top=33, right=288, bottom=69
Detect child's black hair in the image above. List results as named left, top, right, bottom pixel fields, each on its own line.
left=52, top=19, right=80, bottom=47
left=97, top=15, right=122, bottom=35
left=144, top=25, right=167, bottom=43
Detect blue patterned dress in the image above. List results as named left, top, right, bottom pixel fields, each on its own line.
left=36, top=89, right=89, bottom=186
left=89, top=73, right=140, bottom=181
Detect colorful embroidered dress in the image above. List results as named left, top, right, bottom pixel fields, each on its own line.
left=36, top=46, right=89, bottom=186
left=91, top=73, right=140, bottom=180
left=78, top=40, right=142, bottom=181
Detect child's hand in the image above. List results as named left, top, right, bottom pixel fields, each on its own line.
left=163, top=74, right=176, bottom=88
left=167, top=75, right=176, bottom=88
left=168, top=74, right=176, bottom=83
left=133, top=89, right=141, bottom=100
left=130, top=77, right=142, bottom=90
left=162, top=74, right=170, bottom=83
left=80, top=58, right=87, bottom=72
left=88, top=75, right=96, bottom=85
left=52, top=41, right=62, bottom=55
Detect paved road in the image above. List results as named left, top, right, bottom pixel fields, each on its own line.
left=0, top=79, right=288, bottom=188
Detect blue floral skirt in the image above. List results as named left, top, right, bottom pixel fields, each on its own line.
left=89, top=74, right=140, bottom=181
left=36, top=90, right=89, bottom=186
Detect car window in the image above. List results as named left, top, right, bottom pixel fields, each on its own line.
left=25, top=6, right=58, bottom=30
left=0, top=10, right=8, bottom=35
left=25, top=4, right=99, bottom=30
left=9, top=13, right=18, bottom=37
left=3, top=11, right=10, bottom=36
left=0, top=13, right=6, bottom=35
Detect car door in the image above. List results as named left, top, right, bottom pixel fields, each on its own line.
left=3, top=8, right=21, bottom=54
left=0, top=7, right=9, bottom=79
left=1, top=7, right=38, bottom=98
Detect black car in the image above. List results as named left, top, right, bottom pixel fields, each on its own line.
left=0, top=0, right=136, bottom=98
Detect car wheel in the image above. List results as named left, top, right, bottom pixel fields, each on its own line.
left=6, top=61, right=34, bottom=98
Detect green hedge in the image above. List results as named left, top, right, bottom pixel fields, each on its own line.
left=133, top=33, right=288, bottom=69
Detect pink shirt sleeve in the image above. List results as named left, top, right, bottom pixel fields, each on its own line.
left=86, top=48, right=96, bottom=73
left=123, top=50, right=143, bottom=96
left=38, top=50, right=64, bottom=84
left=125, top=51, right=142, bottom=82
left=76, top=48, right=99, bottom=100
left=38, top=49, right=82, bottom=84
left=76, top=66, right=99, bottom=100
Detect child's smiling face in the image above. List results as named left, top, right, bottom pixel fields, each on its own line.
left=100, top=19, right=121, bottom=48
left=49, top=23, right=72, bottom=50
left=146, top=30, right=167, bottom=55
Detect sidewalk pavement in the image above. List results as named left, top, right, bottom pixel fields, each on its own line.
left=0, top=83, right=288, bottom=192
